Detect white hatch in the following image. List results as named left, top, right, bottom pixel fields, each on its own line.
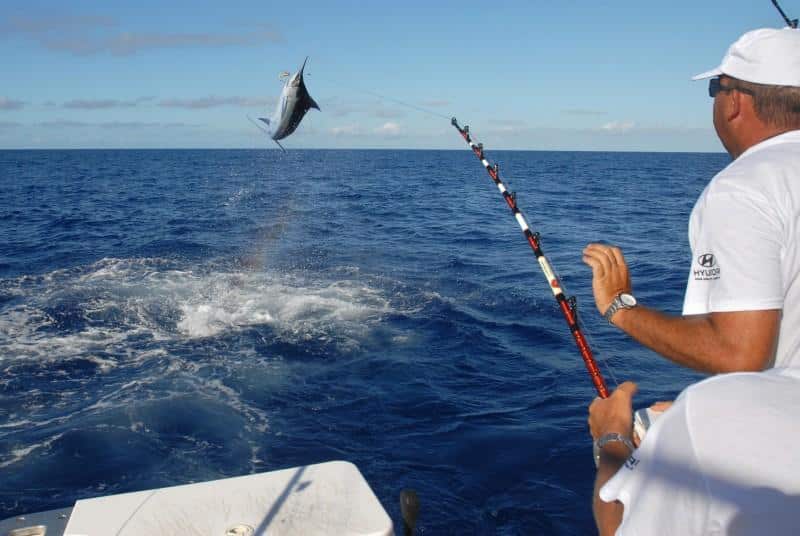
left=54, top=460, right=393, bottom=536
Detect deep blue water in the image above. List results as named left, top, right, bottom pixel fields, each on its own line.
left=0, top=148, right=727, bottom=533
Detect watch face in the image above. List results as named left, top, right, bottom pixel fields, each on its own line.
left=620, top=293, right=637, bottom=306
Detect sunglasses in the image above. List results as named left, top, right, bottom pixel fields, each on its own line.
left=708, top=77, right=755, bottom=98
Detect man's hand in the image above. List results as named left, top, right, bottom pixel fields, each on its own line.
left=582, top=243, right=632, bottom=317
left=650, top=400, right=673, bottom=413
left=588, top=381, right=637, bottom=440
left=590, top=382, right=638, bottom=536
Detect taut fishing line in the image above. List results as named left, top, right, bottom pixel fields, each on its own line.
left=451, top=118, right=611, bottom=398
left=357, top=89, right=452, bottom=121
left=332, top=80, right=618, bottom=397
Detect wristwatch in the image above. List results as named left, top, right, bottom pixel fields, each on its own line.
left=603, top=292, right=637, bottom=323
left=593, top=432, right=635, bottom=467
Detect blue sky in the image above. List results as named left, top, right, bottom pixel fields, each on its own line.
left=0, top=1, right=793, bottom=150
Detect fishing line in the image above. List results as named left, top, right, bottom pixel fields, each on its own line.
left=313, top=66, right=618, bottom=394
left=575, top=309, right=621, bottom=389
left=451, top=117, right=613, bottom=398
left=356, top=89, right=452, bottom=121
left=547, top=257, right=621, bottom=390
left=318, top=73, right=453, bottom=122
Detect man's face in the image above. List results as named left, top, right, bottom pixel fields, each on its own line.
left=712, top=76, right=736, bottom=156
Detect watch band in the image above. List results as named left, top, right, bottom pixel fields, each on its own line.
left=596, top=432, right=635, bottom=453
left=603, top=293, right=636, bottom=323
left=603, top=297, right=622, bottom=322
left=597, top=432, right=636, bottom=452
left=592, top=432, right=636, bottom=467
left=593, top=432, right=635, bottom=467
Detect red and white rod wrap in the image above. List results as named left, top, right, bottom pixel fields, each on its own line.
left=451, top=117, right=609, bottom=398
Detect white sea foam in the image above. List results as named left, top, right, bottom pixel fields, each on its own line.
left=0, top=257, right=393, bottom=365
left=0, top=419, right=32, bottom=429
left=0, top=256, right=398, bottom=469
left=176, top=277, right=388, bottom=341
left=0, top=433, right=64, bottom=469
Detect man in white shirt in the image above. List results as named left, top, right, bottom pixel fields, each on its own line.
left=589, top=371, right=800, bottom=535
left=582, top=27, right=800, bottom=373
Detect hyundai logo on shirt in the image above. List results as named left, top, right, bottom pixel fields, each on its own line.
left=694, top=253, right=720, bottom=280
left=698, top=254, right=716, bottom=268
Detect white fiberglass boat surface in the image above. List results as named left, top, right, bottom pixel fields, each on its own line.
left=1, top=460, right=393, bottom=536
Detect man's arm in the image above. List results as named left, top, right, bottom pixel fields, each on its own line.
left=612, top=306, right=778, bottom=373
left=593, top=442, right=628, bottom=535
left=583, top=243, right=779, bottom=373
left=589, top=382, right=638, bottom=535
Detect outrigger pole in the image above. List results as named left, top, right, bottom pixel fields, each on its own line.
left=772, top=0, right=798, bottom=28
left=451, top=117, right=610, bottom=398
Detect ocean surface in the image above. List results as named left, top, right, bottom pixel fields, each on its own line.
left=0, top=148, right=726, bottom=534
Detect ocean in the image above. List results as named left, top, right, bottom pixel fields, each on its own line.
left=0, top=148, right=725, bottom=534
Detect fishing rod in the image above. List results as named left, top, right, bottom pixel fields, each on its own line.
left=772, top=0, right=798, bottom=28
left=450, top=117, right=610, bottom=399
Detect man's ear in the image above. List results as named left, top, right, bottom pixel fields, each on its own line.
left=725, top=90, right=743, bottom=122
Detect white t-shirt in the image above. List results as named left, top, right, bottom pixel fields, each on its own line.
left=683, top=130, right=800, bottom=368
left=599, top=368, right=800, bottom=535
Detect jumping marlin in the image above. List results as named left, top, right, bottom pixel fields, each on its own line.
left=250, top=57, right=320, bottom=151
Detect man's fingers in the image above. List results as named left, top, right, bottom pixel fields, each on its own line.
left=582, top=254, right=606, bottom=277
left=617, top=381, right=638, bottom=398
left=610, top=246, right=627, bottom=267
left=584, top=244, right=622, bottom=268
left=582, top=247, right=614, bottom=271
left=650, top=400, right=673, bottom=412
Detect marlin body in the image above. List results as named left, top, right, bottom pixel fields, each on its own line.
left=255, top=57, right=320, bottom=151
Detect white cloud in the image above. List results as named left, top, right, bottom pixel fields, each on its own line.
left=600, top=120, right=636, bottom=133
left=159, top=96, right=274, bottom=109
left=1, top=15, right=115, bottom=35
left=63, top=97, right=153, bottom=109
left=374, top=122, right=401, bottom=136
left=562, top=108, right=608, bottom=116
left=330, top=125, right=363, bottom=136
left=2, top=15, right=284, bottom=56
left=35, top=119, right=197, bottom=129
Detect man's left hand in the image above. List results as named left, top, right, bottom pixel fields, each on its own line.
left=589, top=381, right=637, bottom=440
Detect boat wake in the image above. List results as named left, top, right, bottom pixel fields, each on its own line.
left=0, top=256, right=395, bottom=477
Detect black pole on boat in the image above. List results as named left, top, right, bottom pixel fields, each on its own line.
left=771, top=0, right=798, bottom=28
left=400, top=489, right=419, bottom=535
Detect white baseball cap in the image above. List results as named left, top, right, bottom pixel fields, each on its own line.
left=692, top=27, right=800, bottom=87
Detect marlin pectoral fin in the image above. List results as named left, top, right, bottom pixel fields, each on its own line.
left=248, top=115, right=271, bottom=136
left=258, top=117, right=271, bottom=125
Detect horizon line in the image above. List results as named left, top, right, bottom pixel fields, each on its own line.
left=0, top=147, right=729, bottom=155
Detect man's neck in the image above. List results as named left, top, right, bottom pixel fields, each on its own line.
left=732, top=127, right=798, bottom=159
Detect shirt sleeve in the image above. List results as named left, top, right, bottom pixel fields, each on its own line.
left=599, top=395, right=710, bottom=535
left=683, top=188, right=784, bottom=315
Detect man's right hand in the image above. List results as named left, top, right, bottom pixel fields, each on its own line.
left=582, top=243, right=633, bottom=317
